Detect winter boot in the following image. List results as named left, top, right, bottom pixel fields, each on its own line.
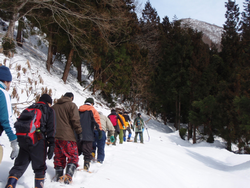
left=54, top=166, right=64, bottom=182
left=91, top=152, right=96, bottom=162
left=84, top=160, right=90, bottom=171
left=5, top=176, right=18, bottom=188
left=127, top=133, right=132, bottom=142
left=64, top=163, right=76, bottom=184
left=106, top=138, right=111, bottom=145
left=34, top=175, right=45, bottom=188
left=123, top=136, right=126, bottom=142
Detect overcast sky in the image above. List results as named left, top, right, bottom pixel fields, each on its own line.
left=137, top=0, right=245, bottom=27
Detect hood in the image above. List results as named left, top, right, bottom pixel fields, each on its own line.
left=56, top=96, right=72, bottom=104
left=79, top=104, right=93, bottom=112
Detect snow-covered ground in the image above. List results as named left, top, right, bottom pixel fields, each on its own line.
left=1, top=115, right=250, bottom=188
left=0, top=22, right=250, bottom=188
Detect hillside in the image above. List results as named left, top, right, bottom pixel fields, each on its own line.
left=1, top=17, right=250, bottom=188
left=180, top=18, right=223, bottom=50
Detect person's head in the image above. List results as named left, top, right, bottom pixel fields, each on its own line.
left=137, top=113, right=141, bottom=117
left=39, top=94, right=52, bottom=107
left=0, top=65, right=12, bottom=90
left=64, top=92, right=74, bottom=101
left=124, top=111, right=128, bottom=115
left=111, top=109, right=116, bottom=113
left=85, top=97, right=94, bottom=105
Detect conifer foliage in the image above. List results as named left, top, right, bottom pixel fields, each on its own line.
left=2, top=0, right=250, bottom=152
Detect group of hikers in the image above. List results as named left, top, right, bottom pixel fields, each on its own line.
left=0, top=65, right=147, bottom=188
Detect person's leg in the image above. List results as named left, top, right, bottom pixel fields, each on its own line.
left=119, top=129, right=123, bottom=144
left=81, top=141, right=93, bottom=171
left=113, top=131, right=118, bottom=145
left=6, top=144, right=30, bottom=188
left=127, top=127, right=132, bottom=141
left=8, top=141, right=31, bottom=179
left=92, top=130, right=98, bottom=159
left=31, top=140, right=47, bottom=181
left=123, top=129, right=126, bottom=141
left=134, top=132, right=138, bottom=142
left=53, top=140, right=67, bottom=169
left=97, top=130, right=106, bottom=163
left=140, top=132, right=144, bottom=143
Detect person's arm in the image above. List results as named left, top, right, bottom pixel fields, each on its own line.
left=45, top=107, right=56, bottom=146
left=93, top=108, right=102, bottom=130
left=106, top=117, right=115, bottom=136
left=0, top=91, right=17, bottom=141
left=117, top=115, right=125, bottom=127
left=70, top=104, right=82, bottom=135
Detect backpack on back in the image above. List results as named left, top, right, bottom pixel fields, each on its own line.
left=136, top=118, right=143, bottom=131
left=14, top=103, right=46, bottom=145
left=108, top=114, right=117, bottom=126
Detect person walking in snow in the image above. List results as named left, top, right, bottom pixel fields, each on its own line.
left=133, top=113, right=144, bottom=144
left=78, top=98, right=102, bottom=171
left=118, top=112, right=126, bottom=144
left=108, top=109, right=123, bottom=145
left=0, top=66, right=19, bottom=162
left=5, top=94, right=56, bottom=188
left=123, top=111, right=132, bottom=142
left=52, top=92, right=82, bottom=184
left=92, top=111, right=115, bottom=163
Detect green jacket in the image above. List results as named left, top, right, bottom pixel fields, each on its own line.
left=133, top=117, right=144, bottom=132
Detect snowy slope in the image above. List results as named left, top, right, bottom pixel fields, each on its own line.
left=180, top=18, right=223, bottom=48
left=0, top=21, right=250, bottom=188
left=1, top=115, right=250, bottom=188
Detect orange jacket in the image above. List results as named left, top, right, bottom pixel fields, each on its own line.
left=79, top=104, right=102, bottom=130
left=118, top=114, right=126, bottom=130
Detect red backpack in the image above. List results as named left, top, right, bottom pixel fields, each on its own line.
left=108, top=114, right=117, bottom=126
left=14, top=103, right=46, bottom=145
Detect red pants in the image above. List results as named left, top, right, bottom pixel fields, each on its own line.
left=53, top=140, right=79, bottom=168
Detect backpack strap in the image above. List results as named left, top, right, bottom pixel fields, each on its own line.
left=28, top=103, right=48, bottom=132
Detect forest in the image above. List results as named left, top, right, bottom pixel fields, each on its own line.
left=1, top=0, right=250, bottom=153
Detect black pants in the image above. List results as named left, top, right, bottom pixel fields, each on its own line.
left=9, top=137, right=47, bottom=178
left=80, top=141, right=93, bottom=162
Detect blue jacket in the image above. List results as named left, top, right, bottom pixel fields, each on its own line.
left=0, top=81, right=17, bottom=141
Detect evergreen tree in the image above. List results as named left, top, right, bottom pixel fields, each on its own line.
left=218, top=0, right=241, bottom=151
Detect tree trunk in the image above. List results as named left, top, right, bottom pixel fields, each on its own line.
left=62, top=48, right=74, bottom=83
left=175, top=94, right=181, bottom=130
left=16, top=18, right=24, bottom=47
left=6, top=15, right=16, bottom=39
left=77, top=63, right=82, bottom=82
left=193, top=125, right=196, bottom=144
left=175, top=97, right=178, bottom=130
left=188, top=123, right=192, bottom=140
left=46, top=28, right=53, bottom=72
left=178, top=96, right=181, bottom=130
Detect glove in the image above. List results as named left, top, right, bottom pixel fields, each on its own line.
left=98, top=130, right=102, bottom=140
left=77, top=133, right=83, bottom=142
left=123, top=126, right=125, bottom=129
left=110, top=135, right=115, bottom=143
left=77, top=141, right=82, bottom=156
left=10, top=139, right=19, bottom=160
left=47, top=144, right=54, bottom=160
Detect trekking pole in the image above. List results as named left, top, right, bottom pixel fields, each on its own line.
left=144, top=122, right=150, bottom=141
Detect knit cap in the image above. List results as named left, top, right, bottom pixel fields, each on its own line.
left=85, top=97, right=94, bottom=105
left=0, top=66, right=12, bottom=82
left=39, top=94, right=52, bottom=104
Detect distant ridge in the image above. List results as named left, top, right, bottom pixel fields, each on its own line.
left=180, top=18, right=223, bottom=50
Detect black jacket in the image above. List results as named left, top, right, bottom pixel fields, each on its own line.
left=36, top=101, right=56, bottom=145
left=79, top=110, right=99, bottom=141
